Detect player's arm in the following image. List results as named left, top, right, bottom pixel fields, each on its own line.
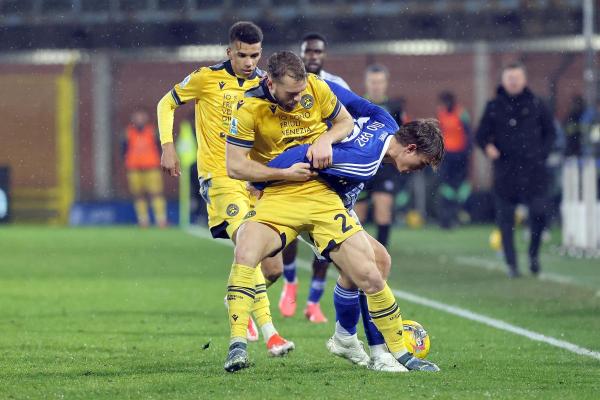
left=307, top=78, right=354, bottom=169
left=157, top=92, right=181, bottom=176
left=475, top=101, right=500, bottom=160
left=327, top=79, right=398, bottom=129
left=308, top=104, right=353, bottom=169
left=226, top=144, right=314, bottom=182
left=226, top=104, right=315, bottom=182
left=157, top=69, right=206, bottom=177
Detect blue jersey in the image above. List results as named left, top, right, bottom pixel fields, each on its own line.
left=254, top=81, right=399, bottom=208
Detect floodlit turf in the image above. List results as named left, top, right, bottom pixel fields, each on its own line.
left=1, top=225, right=599, bottom=399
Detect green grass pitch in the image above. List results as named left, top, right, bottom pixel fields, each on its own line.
left=0, top=225, right=599, bottom=399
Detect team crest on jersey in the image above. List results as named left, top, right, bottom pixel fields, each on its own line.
left=269, top=105, right=277, bottom=114
left=179, top=74, right=191, bottom=88
left=230, top=118, right=238, bottom=135
left=236, top=100, right=244, bottom=109
left=226, top=203, right=239, bottom=217
left=301, top=94, right=314, bottom=109
left=244, top=210, right=256, bottom=219
left=218, top=81, right=226, bottom=90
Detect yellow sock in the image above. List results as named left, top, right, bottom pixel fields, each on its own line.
left=151, top=195, right=167, bottom=225
left=251, top=264, right=274, bottom=328
left=366, top=283, right=408, bottom=354
left=227, top=263, right=257, bottom=341
left=133, top=199, right=149, bottom=225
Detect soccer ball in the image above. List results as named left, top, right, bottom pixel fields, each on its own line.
left=403, top=320, right=430, bottom=359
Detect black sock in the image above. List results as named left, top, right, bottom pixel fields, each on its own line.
left=377, top=224, right=391, bottom=247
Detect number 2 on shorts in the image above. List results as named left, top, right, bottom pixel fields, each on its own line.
left=334, top=213, right=353, bottom=233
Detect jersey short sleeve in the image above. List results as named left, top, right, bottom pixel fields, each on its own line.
left=171, top=67, right=209, bottom=105
left=226, top=101, right=255, bottom=148
left=312, top=75, right=341, bottom=121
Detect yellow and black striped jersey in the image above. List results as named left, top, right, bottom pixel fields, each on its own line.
left=226, top=73, right=341, bottom=165
left=170, top=60, right=264, bottom=178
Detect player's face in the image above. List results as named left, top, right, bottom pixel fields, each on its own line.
left=268, top=75, right=308, bottom=112
left=501, top=67, right=527, bottom=96
left=300, top=39, right=326, bottom=74
left=227, top=41, right=262, bottom=78
left=365, top=71, right=388, bottom=101
left=392, top=143, right=431, bottom=173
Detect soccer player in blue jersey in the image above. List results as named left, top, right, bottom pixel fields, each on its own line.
left=253, top=81, right=443, bottom=372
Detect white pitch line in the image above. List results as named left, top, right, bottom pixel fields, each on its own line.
left=186, top=227, right=600, bottom=361
left=455, top=255, right=600, bottom=296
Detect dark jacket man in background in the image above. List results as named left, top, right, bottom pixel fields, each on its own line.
left=476, top=62, right=556, bottom=278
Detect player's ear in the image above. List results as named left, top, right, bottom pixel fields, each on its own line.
left=226, top=47, right=232, bottom=59
left=406, top=143, right=417, bottom=154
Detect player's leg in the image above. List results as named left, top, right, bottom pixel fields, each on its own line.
left=251, top=254, right=295, bottom=356
left=527, top=195, right=548, bottom=275
left=304, top=256, right=330, bottom=323
left=353, top=197, right=369, bottom=223
left=261, top=252, right=283, bottom=286
left=326, top=272, right=370, bottom=366
left=279, top=239, right=299, bottom=317
left=127, top=170, right=150, bottom=227
left=372, top=192, right=394, bottom=247
left=203, top=177, right=261, bottom=342
left=494, top=194, right=519, bottom=277
left=438, top=158, right=457, bottom=229
left=146, top=168, right=167, bottom=228
left=225, top=220, right=286, bottom=372
left=328, top=232, right=439, bottom=371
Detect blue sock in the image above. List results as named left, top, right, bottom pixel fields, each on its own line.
left=283, top=261, right=296, bottom=283
left=359, top=290, right=385, bottom=346
left=333, top=284, right=360, bottom=336
left=307, top=277, right=326, bottom=303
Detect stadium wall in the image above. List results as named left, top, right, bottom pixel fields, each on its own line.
left=0, top=50, right=597, bottom=216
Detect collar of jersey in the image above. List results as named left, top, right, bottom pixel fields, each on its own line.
left=242, top=79, right=275, bottom=102
left=223, top=60, right=260, bottom=80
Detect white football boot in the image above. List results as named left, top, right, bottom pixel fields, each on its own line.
left=368, top=352, right=408, bottom=372
left=326, top=334, right=370, bottom=367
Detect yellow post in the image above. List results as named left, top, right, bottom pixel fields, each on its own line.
left=55, top=62, right=76, bottom=225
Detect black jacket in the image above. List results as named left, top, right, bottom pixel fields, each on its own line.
left=476, top=86, right=556, bottom=199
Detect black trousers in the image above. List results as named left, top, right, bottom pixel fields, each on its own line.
left=494, top=193, right=548, bottom=271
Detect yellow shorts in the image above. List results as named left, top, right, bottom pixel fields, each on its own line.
left=127, top=169, right=163, bottom=196
left=200, top=176, right=254, bottom=240
left=247, top=179, right=363, bottom=260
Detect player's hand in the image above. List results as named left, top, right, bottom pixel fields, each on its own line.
left=307, top=136, right=333, bottom=169
left=283, top=162, right=317, bottom=181
left=485, top=143, right=500, bottom=160
left=246, top=182, right=263, bottom=200
left=161, top=143, right=181, bottom=177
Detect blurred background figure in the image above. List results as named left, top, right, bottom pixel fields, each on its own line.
left=476, top=62, right=556, bottom=278
left=123, top=108, right=167, bottom=228
left=436, top=90, right=472, bottom=229
left=300, top=32, right=350, bottom=89
left=563, top=95, right=585, bottom=158
left=354, top=64, right=408, bottom=248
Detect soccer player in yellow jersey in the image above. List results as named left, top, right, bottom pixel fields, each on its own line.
left=224, top=51, right=440, bottom=372
left=156, top=21, right=294, bottom=358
